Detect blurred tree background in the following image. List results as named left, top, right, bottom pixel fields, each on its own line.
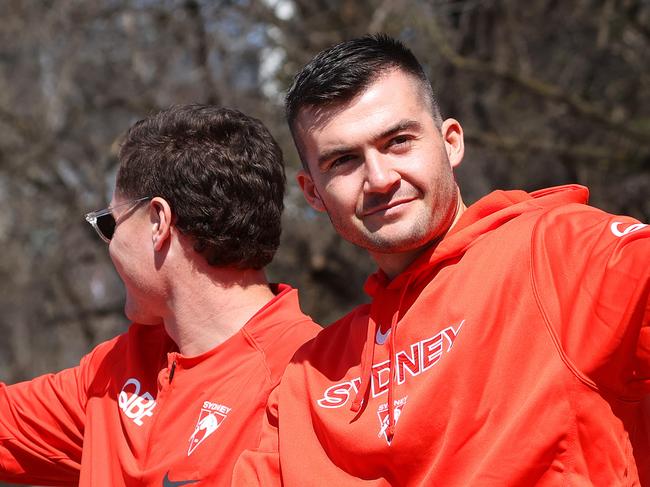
left=0, top=1, right=648, bottom=483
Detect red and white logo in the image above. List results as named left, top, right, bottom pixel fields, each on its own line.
left=187, top=401, right=231, bottom=456
left=377, top=396, right=408, bottom=445
left=317, top=320, right=464, bottom=409
left=610, top=221, right=647, bottom=237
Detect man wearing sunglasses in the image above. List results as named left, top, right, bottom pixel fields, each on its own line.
left=0, top=105, right=320, bottom=486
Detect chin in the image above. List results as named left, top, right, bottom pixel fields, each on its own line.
left=363, top=227, right=437, bottom=253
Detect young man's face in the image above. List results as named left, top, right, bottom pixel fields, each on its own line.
left=295, top=69, right=464, bottom=265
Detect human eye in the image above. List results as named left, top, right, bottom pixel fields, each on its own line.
left=329, top=154, right=357, bottom=169
left=388, top=134, right=413, bottom=149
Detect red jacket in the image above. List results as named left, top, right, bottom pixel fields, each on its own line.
left=0, top=284, right=319, bottom=486
left=235, top=186, right=650, bottom=486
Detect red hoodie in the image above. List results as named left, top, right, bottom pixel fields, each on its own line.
left=235, top=186, right=650, bottom=486
left=0, top=284, right=320, bottom=486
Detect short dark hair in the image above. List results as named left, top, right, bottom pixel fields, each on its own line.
left=116, top=105, right=285, bottom=270
left=285, top=34, right=442, bottom=132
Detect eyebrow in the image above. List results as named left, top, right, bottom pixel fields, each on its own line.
left=317, top=119, right=424, bottom=168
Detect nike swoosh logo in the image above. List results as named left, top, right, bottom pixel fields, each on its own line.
left=376, top=327, right=391, bottom=345
left=163, top=472, right=200, bottom=487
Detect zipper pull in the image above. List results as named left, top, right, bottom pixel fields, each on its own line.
left=169, top=360, right=177, bottom=384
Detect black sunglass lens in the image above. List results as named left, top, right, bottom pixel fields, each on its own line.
left=96, top=214, right=116, bottom=241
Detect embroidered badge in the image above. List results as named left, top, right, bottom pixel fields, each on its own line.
left=187, top=401, right=231, bottom=455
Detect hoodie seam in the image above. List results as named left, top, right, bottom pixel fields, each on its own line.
left=531, top=210, right=646, bottom=404
left=530, top=210, right=601, bottom=394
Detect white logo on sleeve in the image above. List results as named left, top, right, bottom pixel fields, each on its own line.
left=610, top=221, right=647, bottom=237
left=118, top=378, right=157, bottom=426
left=187, top=401, right=231, bottom=456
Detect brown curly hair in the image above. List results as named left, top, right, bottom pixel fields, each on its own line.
left=116, top=105, right=285, bottom=269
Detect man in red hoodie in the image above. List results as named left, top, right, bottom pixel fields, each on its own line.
left=234, top=35, right=649, bottom=485
left=0, top=105, right=320, bottom=486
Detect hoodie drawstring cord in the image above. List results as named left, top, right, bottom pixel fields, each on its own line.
left=386, top=274, right=414, bottom=442
left=350, top=314, right=379, bottom=413
left=351, top=273, right=415, bottom=443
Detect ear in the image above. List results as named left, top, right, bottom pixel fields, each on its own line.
left=150, top=197, right=173, bottom=251
left=441, top=118, right=465, bottom=169
left=296, top=170, right=326, bottom=212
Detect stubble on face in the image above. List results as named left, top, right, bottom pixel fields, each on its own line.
left=338, top=144, right=459, bottom=255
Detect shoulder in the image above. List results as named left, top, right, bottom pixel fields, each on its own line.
left=292, top=304, right=370, bottom=368
left=242, top=285, right=321, bottom=381
left=536, top=201, right=615, bottom=227
left=243, top=285, right=321, bottom=353
left=532, top=203, right=648, bottom=258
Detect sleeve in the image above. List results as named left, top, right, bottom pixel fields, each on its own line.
left=531, top=207, right=650, bottom=398
left=0, top=348, right=96, bottom=485
left=231, top=385, right=283, bottom=486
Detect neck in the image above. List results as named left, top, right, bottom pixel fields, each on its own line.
left=372, top=190, right=467, bottom=280
left=161, top=266, right=275, bottom=357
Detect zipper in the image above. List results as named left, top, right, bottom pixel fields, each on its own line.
left=169, top=360, right=177, bottom=384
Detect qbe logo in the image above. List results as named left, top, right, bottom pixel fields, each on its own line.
left=118, top=378, right=157, bottom=426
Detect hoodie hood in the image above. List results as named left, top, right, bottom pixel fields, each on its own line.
left=351, top=185, right=590, bottom=441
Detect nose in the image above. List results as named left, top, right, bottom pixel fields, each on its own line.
left=363, top=153, right=400, bottom=194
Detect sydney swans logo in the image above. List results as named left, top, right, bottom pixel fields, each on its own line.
left=187, top=401, right=231, bottom=455
left=377, top=396, right=408, bottom=445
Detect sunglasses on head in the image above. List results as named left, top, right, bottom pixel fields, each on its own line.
left=85, top=196, right=151, bottom=243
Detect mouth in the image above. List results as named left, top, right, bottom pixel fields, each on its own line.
left=361, top=197, right=417, bottom=217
